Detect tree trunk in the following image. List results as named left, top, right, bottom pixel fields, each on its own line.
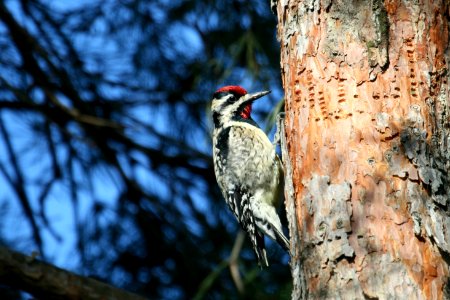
left=275, top=0, right=450, bottom=299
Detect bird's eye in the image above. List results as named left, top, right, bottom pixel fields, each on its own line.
left=226, top=95, right=236, bottom=103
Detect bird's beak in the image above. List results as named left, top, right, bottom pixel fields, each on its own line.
left=243, top=90, right=271, bottom=103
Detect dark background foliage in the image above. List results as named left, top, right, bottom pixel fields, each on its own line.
left=0, top=0, right=290, bottom=298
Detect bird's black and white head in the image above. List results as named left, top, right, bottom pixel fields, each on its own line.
left=211, top=85, right=271, bottom=128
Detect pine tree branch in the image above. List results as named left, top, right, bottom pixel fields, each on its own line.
left=0, top=246, right=148, bottom=300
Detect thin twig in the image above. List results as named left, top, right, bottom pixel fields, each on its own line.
left=192, top=260, right=228, bottom=300
left=0, top=115, right=44, bottom=257
left=229, top=230, right=246, bottom=295
left=43, top=89, right=123, bottom=130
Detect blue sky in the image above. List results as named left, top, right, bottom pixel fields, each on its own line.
left=0, top=0, right=285, bottom=280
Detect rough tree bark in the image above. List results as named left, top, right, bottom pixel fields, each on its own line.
left=275, top=0, right=450, bottom=299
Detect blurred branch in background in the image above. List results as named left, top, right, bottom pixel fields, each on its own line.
left=0, top=0, right=290, bottom=298
left=229, top=230, right=246, bottom=294
left=0, top=246, right=146, bottom=300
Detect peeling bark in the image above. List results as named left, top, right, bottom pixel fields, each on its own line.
left=275, top=0, right=450, bottom=299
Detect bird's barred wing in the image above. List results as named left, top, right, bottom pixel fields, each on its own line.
left=226, top=186, right=269, bottom=267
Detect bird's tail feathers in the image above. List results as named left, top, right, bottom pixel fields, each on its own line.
left=254, top=231, right=269, bottom=267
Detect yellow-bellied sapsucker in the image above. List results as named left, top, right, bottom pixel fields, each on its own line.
left=211, top=85, right=289, bottom=267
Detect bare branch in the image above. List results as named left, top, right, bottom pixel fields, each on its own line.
left=0, top=246, right=148, bottom=300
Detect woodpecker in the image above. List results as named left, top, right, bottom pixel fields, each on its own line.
left=211, top=85, right=289, bottom=267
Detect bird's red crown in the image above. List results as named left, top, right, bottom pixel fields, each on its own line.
left=214, top=85, right=247, bottom=96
